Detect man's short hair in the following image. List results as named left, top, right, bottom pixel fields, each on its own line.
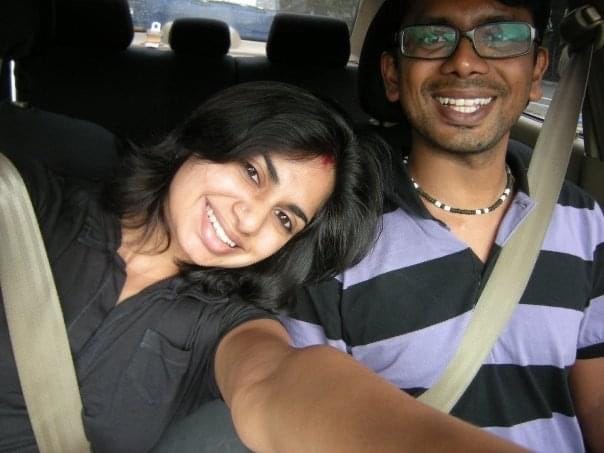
left=499, top=0, right=552, bottom=41
left=396, top=0, right=552, bottom=40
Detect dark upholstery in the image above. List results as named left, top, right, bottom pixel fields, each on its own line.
left=15, top=0, right=236, bottom=145
left=0, top=0, right=55, bottom=59
left=0, top=101, right=119, bottom=181
left=169, top=18, right=230, bottom=57
left=0, top=60, right=10, bottom=100
left=356, top=0, right=412, bottom=151
left=266, top=13, right=350, bottom=68
left=17, top=45, right=237, bottom=145
left=0, top=0, right=54, bottom=101
left=53, top=0, right=133, bottom=51
left=357, top=0, right=405, bottom=124
left=238, top=13, right=368, bottom=122
left=0, top=1, right=121, bottom=179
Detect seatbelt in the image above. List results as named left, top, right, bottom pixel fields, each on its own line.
left=418, top=5, right=603, bottom=413
left=0, top=153, right=91, bottom=452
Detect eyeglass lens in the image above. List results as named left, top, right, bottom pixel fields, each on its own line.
left=400, top=22, right=534, bottom=59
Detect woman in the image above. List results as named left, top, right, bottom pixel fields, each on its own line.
left=1, top=82, right=524, bottom=453
left=0, top=81, right=383, bottom=452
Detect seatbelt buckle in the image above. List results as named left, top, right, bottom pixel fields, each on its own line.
left=560, top=5, right=604, bottom=53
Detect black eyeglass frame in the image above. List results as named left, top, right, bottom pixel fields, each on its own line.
left=395, top=21, right=540, bottom=60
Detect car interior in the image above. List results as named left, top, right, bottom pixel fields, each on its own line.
left=1, top=0, right=603, bottom=450
left=1, top=0, right=603, bottom=200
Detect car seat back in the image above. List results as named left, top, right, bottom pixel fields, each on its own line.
left=238, top=13, right=368, bottom=122
left=15, top=0, right=236, bottom=145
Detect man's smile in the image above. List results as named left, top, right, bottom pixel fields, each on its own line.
left=435, top=96, right=493, bottom=113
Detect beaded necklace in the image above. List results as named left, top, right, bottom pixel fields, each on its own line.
left=403, top=156, right=515, bottom=215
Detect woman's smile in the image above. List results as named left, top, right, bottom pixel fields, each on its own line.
left=205, top=203, right=237, bottom=249
left=166, top=154, right=335, bottom=269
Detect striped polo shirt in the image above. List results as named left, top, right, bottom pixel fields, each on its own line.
left=283, top=148, right=604, bottom=452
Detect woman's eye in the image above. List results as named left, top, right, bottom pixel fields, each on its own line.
left=245, top=162, right=260, bottom=185
left=274, top=209, right=292, bottom=233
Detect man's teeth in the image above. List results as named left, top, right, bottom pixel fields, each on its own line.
left=436, top=97, right=493, bottom=114
left=206, top=206, right=236, bottom=248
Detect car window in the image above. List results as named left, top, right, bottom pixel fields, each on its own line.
left=129, top=0, right=360, bottom=43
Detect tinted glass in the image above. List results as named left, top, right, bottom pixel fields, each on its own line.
left=129, top=0, right=359, bottom=42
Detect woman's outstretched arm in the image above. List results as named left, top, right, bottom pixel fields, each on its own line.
left=215, top=319, right=526, bottom=453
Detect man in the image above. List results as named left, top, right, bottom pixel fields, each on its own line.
left=285, top=0, right=604, bottom=451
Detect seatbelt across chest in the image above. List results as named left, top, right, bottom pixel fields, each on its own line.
left=418, top=5, right=603, bottom=412
left=0, top=153, right=91, bottom=452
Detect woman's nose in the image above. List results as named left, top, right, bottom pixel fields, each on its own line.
left=233, top=200, right=267, bottom=235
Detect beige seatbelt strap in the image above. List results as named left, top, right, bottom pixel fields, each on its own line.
left=0, top=153, right=91, bottom=452
left=418, top=12, right=598, bottom=412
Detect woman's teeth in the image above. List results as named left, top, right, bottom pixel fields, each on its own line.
left=436, top=97, right=493, bottom=114
left=206, top=206, right=236, bottom=248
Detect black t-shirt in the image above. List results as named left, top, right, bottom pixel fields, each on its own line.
left=0, top=161, right=274, bottom=452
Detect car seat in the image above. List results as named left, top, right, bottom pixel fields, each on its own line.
left=0, top=0, right=119, bottom=181
left=15, top=0, right=237, bottom=145
left=237, top=13, right=369, bottom=123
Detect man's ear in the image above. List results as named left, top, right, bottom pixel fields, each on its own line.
left=381, top=51, right=401, bottom=103
left=529, top=47, right=549, bottom=102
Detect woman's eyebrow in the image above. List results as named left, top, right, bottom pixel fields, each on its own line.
left=262, top=155, right=310, bottom=226
left=288, top=204, right=309, bottom=226
left=263, top=154, right=280, bottom=184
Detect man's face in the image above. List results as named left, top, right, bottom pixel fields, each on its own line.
left=382, top=0, right=548, bottom=155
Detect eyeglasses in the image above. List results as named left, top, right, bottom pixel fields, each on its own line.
left=397, top=21, right=538, bottom=59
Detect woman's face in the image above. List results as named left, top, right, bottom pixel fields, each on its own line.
left=165, top=152, right=336, bottom=268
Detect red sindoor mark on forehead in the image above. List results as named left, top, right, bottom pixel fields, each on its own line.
left=320, top=154, right=335, bottom=166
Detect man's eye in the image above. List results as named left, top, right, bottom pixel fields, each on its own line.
left=421, top=34, right=445, bottom=45
left=485, top=29, right=507, bottom=43
left=245, top=162, right=260, bottom=185
left=413, top=30, right=454, bottom=49
left=275, top=209, right=292, bottom=233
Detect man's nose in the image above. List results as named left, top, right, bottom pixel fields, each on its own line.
left=233, top=199, right=268, bottom=235
left=441, top=37, right=489, bottom=78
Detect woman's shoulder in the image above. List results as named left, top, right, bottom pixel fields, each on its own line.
left=8, top=155, right=99, bottom=213
left=175, top=284, right=277, bottom=344
left=169, top=287, right=279, bottom=412
left=6, top=155, right=118, bottom=252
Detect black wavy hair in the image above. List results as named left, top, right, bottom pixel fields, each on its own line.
left=103, top=81, right=387, bottom=310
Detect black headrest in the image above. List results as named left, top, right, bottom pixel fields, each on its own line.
left=267, top=13, right=350, bottom=67
left=169, top=18, right=230, bottom=56
left=357, top=0, right=405, bottom=123
left=0, top=0, right=55, bottom=58
left=54, top=0, right=133, bottom=51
